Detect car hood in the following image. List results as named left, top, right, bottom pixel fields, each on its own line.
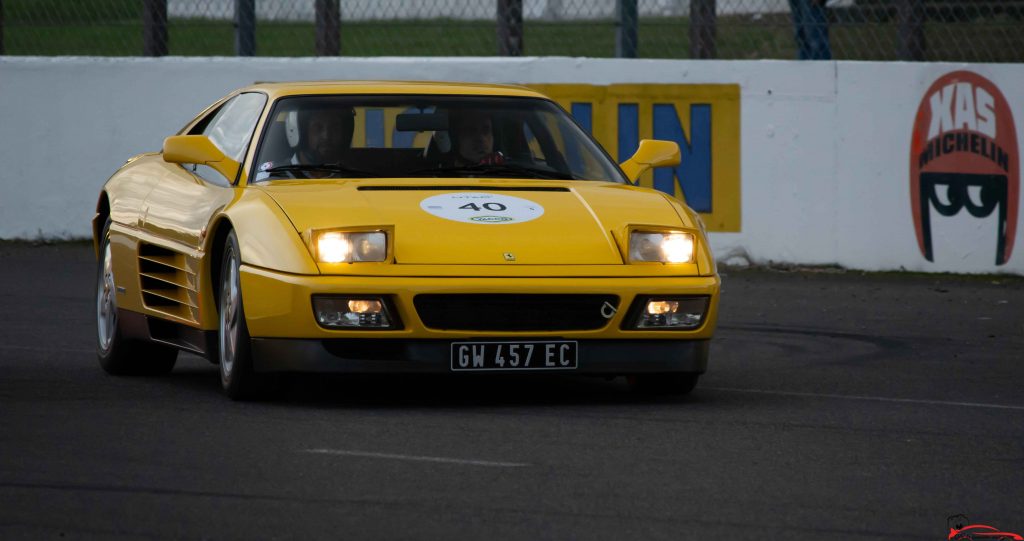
left=255, top=178, right=691, bottom=265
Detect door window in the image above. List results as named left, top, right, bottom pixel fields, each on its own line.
left=200, top=93, right=267, bottom=162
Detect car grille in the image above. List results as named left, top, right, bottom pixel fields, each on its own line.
left=413, top=294, right=618, bottom=331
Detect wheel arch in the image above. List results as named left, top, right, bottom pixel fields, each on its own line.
left=213, top=189, right=319, bottom=275
left=92, top=192, right=111, bottom=259
left=200, top=190, right=318, bottom=329
left=205, top=215, right=235, bottom=310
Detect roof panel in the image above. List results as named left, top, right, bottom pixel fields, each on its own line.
left=244, top=81, right=547, bottom=100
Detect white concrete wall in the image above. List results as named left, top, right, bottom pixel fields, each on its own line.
left=1, top=56, right=1021, bottom=274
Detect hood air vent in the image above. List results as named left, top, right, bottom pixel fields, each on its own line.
left=357, top=186, right=570, bottom=192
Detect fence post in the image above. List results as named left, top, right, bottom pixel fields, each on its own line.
left=235, top=0, right=255, bottom=56
left=616, top=0, right=638, bottom=58
left=315, top=0, right=340, bottom=56
left=896, top=0, right=926, bottom=61
left=690, top=0, right=716, bottom=59
left=497, top=0, right=523, bottom=56
left=142, top=0, right=168, bottom=57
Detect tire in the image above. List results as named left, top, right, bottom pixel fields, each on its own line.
left=96, top=218, right=177, bottom=376
left=218, top=230, right=280, bottom=401
left=629, top=373, right=700, bottom=396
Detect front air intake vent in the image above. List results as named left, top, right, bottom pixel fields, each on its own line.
left=138, top=243, right=198, bottom=322
left=414, top=294, right=618, bottom=331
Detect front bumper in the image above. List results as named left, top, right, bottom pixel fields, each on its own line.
left=239, top=265, right=720, bottom=340
left=252, top=338, right=709, bottom=374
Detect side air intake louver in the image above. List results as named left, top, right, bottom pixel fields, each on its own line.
left=138, top=243, right=199, bottom=323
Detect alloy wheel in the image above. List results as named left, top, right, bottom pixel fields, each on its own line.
left=96, top=241, right=117, bottom=352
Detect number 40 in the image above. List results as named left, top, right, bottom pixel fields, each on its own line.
left=459, top=202, right=507, bottom=212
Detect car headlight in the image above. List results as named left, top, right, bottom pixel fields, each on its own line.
left=312, top=230, right=387, bottom=263
left=629, top=231, right=695, bottom=263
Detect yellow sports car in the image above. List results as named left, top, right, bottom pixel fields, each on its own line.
left=93, top=81, right=720, bottom=400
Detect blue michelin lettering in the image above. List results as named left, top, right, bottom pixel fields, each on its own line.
left=653, top=103, right=712, bottom=212
left=616, top=103, right=713, bottom=213
left=366, top=108, right=385, bottom=148
left=617, top=103, right=639, bottom=171
left=571, top=103, right=593, bottom=134
left=391, top=107, right=418, bottom=149
left=562, top=103, right=593, bottom=172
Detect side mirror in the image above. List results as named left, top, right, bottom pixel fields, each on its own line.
left=163, top=135, right=241, bottom=183
left=619, top=139, right=681, bottom=184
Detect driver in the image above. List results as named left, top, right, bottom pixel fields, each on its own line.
left=290, top=106, right=354, bottom=165
left=256, top=106, right=354, bottom=180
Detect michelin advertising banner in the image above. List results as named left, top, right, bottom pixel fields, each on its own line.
left=831, top=63, right=1023, bottom=275
left=530, top=84, right=741, bottom=233
left=910, top=71, right=1018, bottom=268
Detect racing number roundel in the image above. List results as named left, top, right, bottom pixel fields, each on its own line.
left=420, top=193, right=545, bottom=224
left=910, top=71, right=1019, bottom=265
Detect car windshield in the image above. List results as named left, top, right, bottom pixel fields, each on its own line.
left=251, top=95, right=627, bottom=183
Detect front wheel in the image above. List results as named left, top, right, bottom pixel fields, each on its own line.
left=628, top=373, right=700, bottom=396
left=96, top=218, right=177, bottom=376
left=218, top=230, right=279, bottom=400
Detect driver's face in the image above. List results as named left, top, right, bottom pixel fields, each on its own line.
left=455, top=114, right=493, bottom=163
left=304, top=111, right=349, bottom=163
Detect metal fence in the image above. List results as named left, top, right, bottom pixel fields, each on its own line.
left=1, top=0, right=1021, bottom=62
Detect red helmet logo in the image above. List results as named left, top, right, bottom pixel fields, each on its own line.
left=910, top=71, right=1019, bottom=265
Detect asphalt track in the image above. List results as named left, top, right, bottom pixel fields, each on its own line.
left=1, top=243, right=1022, bottom=540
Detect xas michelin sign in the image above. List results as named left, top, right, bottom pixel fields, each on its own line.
left=911, top=71, right=1019, bottom=266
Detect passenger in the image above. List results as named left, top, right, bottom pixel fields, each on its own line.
left=446, top=110, right=504, bottom=166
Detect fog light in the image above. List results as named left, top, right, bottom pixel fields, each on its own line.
left=646, top=300, right=676, bottom=315
left=630, top=296, right=708, bottom=329
left=348, top=299, right=382, bottom=313
left=313, top=296, right=396, bottom=329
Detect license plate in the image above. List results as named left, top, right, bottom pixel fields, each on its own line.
left=450, top=340, right=578, bottom=371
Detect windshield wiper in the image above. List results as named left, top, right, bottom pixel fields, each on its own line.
left=406, top=163, right=578, bottom=180
left=262, top=163, right=381, bottom=178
